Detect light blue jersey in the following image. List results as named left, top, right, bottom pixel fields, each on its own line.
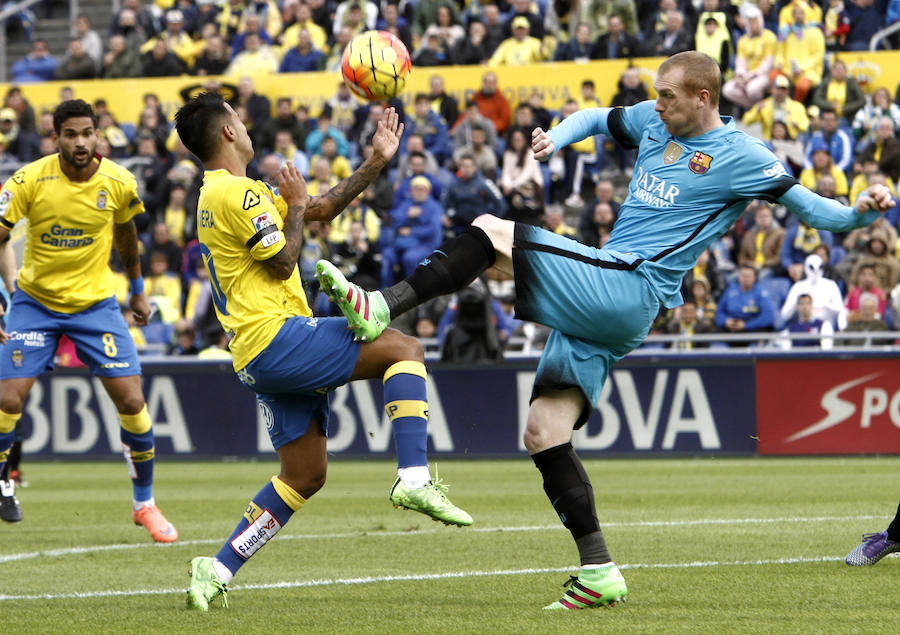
left=548, top=101, right=881, bottom=307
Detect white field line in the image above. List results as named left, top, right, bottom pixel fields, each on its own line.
left=0, top=556, right=855, bottom=602
left=0, top=514, right=886, bottom=566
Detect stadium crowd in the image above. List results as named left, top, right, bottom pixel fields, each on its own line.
left=2, top=0, right=900, bottom=359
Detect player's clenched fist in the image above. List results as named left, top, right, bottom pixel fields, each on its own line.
left=532, top=127, right=555, bottom=161
left=855, top=183, right=895, bottom=215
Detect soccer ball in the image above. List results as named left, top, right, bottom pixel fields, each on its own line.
left=341, top=30, right=412, bottom=101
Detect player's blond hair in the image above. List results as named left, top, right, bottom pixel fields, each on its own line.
left=658, top=51, right=721, bottom=107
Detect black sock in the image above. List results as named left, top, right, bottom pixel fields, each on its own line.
left=888, top=500, right=900, bottom=541
left=381, top=226, right=496, bottom=319
left=532, top=442, right=610, bottom=566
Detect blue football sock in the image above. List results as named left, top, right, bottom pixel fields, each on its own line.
left=121, top=428, right=154, bottom=503
left=383, top=361, right=429, bottom=469
left=215, top=477, right=305, bottom=578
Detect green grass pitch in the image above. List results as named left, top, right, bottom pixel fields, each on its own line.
left=2, top=457, right=899, bottom=633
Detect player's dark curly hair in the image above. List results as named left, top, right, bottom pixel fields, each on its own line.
left=52, top=99, right=96, bottom=134
left=174, top=92, right=231, bottom=163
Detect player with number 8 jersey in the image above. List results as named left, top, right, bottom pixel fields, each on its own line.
left=0, top=100, right=177, bottom=541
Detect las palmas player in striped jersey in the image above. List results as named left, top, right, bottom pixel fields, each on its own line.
left=0, top=100, right=177, bottom=541
left=174, top=92, right=471, bottom=611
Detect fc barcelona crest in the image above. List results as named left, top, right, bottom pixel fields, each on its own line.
left=689, top=151, right=713, bottom=174
left=663, top=142, right=683, bottom=164
left=97, top=189, right=108, bottom=209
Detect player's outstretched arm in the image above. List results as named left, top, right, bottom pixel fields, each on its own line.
left=305, top=107, right=404, bottom=223
left=531, top=107, right=612, bottom=161
left=263, top=162, right=308, bottom=280
left=113, top=220, right=152, bottom=326
left=778, top=183, right=895, bottom=233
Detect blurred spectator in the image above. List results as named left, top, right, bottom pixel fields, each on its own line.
left=407, top=93, right=451, bottom=164
left=193, top=33, right=230, bottom=76
left=507, top=102, right=538, bottom=141
left=142, top=38, right=186, bottom=76
left=769, top=121, right=806, bottom=176
left=452, top=100, right=499, bottom=152
left=333, top=0, right=377, bottom=37
left=527, top=89, right=553, bottom=132
left=450, top=19, right=492, bottom=66
left=845, top=263, right=887, bottom=321
left=824, top=0, right=851, bottom=51
left=550, top=99, right=597, bottom=208
left=849, top=227, right=900, bottom=291
left=422, top=3, right=465, bottom=50
left=489, top=16, right=544, bottom=67
left=781, top=254, right=847, bottom=330
left=594, top=14, right=641, bottom=59
left=667, top=301, right=713, bottom=350
left=778, top=0, right=823, bottom=30
left=778, top=293, right=833, bottom=348
left=279, top=28, right=324, bottom=72
left=472, top=72, right=512, bottom=137
left=397, top=140, right=439, bottom=182
left=691, top=275, right=718, bottom=321
left=273, top=129, right=311, bottom=176
left=429, top=75, right=458, bottom=130
left=4, top=87, right=36, bottom=134
left=394, top=151, right=443, bottom=203
left=226, top=33, right=278, bottom=76
left=577, top=80, right=603, bottom=110
left=721, top=6, right=776, bottom=111
left=0, top=108, right=39, bottom=162
left=146, top=249, right=183, bottom=323
left=12, top=39, right=58, bottom=83
left=715, top=264, right=777, bottom=341
left=774, top=4, right=824, bottom=103
left=282, top=1, right=329, bottom=52
left=325, top=26, right=355, bottom=72
left=853, top=88, right=900, bottom=152
left=738, top=201, right=785, bottom=278
left=328, top=195, right=381, bottom=245
left=804, top=108, right=854, bottom=173
left=230, top=13, right=274, bottom=58
left=382, top=176, right=443, bottom=285
left=235, top=77, right=271, bottom=137
left=543, top=204, right=577, bottom=238
left=327, top=83, right=359, bottom=139
left=163, top=183, right=190, bottom=246
left=172, top=325, right=201, bottom=355
left=695, top=13, right=732, bottom=74
left=611, top=68, right=648, bottom=108
left=194, top=0, right=222, bottom=35
left=800, top=138, right=849, bottom=197
left=781, top=220, right=834, bottom=282
left=812, top=60, right=865, bottom=122
left=504, top=0, right=545, bottom=39
left=305, top=107, right=350, bottom=158
left=143, top=222, right=184, bottom=275
left=103, top=34, right=143, bottom=78
left=109, top=0, right=157, bottom=43
left=74, top=14, right=103, bottom=72
left=197, top=326, right=233, bottom=360
left=438, top=277, right=506, bottom=363
left=842, top=0, right=884, bottom=51
left=500, top=127, right=544, bottom=225
left=376, top=1, right=412, bottom=50
left=857, top=117, right=900, bottom=183
left=839, top=215, right=898, bottom=278
left=142, top=10, right=196, bottom=70
left=838, top=293, right=890, bottom=346
left=452, top=124, right=496, bottom=177
left=412, top=0, right=461, bottom=41
left=580, top=200, right=616, bottom=247
left=480, top=3, right=506, bottom=54
left=55, top=39, right=99, bottom=80
left=555, top=22, right=598, bottom=61
left=742, top=75, right=809, bottom=140
left=329, top=219, right=382, bottom=291
left=643, top=10, right=693, bottom=57
left=258, top=97, right=307, bottom=154
left=313, top=136, right=351, bottom=180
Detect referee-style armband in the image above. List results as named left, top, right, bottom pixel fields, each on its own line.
left=129, top=277, right=145, bottom=296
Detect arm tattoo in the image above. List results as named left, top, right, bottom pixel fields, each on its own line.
left=113, top=220, right=142, bottom=278
left=261, top=202, right=305, bottom=280
left=305, top=158, right=387, bottom=222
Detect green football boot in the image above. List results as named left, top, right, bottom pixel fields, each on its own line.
left=315, top=259, right=390, bottom=342
left=389, top=475, right=473, bottom=527
left=186, top=557, right=228, bottom=611
left=543, top=563, right=628, bottom=610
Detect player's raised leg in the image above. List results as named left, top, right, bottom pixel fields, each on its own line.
left=188, top=421, right=325, bottom=610
left=846, top=499, right=900, bottom=566
left=351, top=329, right=472, bottom=526
left=317, top=215, right=511, bottom=342
left=525, top=388, right=627, bottom=610
left=100, top=375, right=177, bottom=543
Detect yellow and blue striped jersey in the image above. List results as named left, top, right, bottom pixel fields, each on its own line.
left=0, top=153, right=145, bottom=313
left=196, top=169, right=311, bottom=371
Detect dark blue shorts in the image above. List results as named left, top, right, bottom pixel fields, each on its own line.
left=239, top=316, right=361, bottom=450
left=0, top=290, right=141, bottom=378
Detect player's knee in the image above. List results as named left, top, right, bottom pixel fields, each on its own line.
left=0, top=395, right=25, bottom=416
left=394, top=333, right=424, bottom=364
left=116, top=396, right=146, bottom=417
left=280, top=468, right=327, bottom=500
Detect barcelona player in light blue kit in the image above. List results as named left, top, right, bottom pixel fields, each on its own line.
left=317, top=51, right=896, bottom=610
